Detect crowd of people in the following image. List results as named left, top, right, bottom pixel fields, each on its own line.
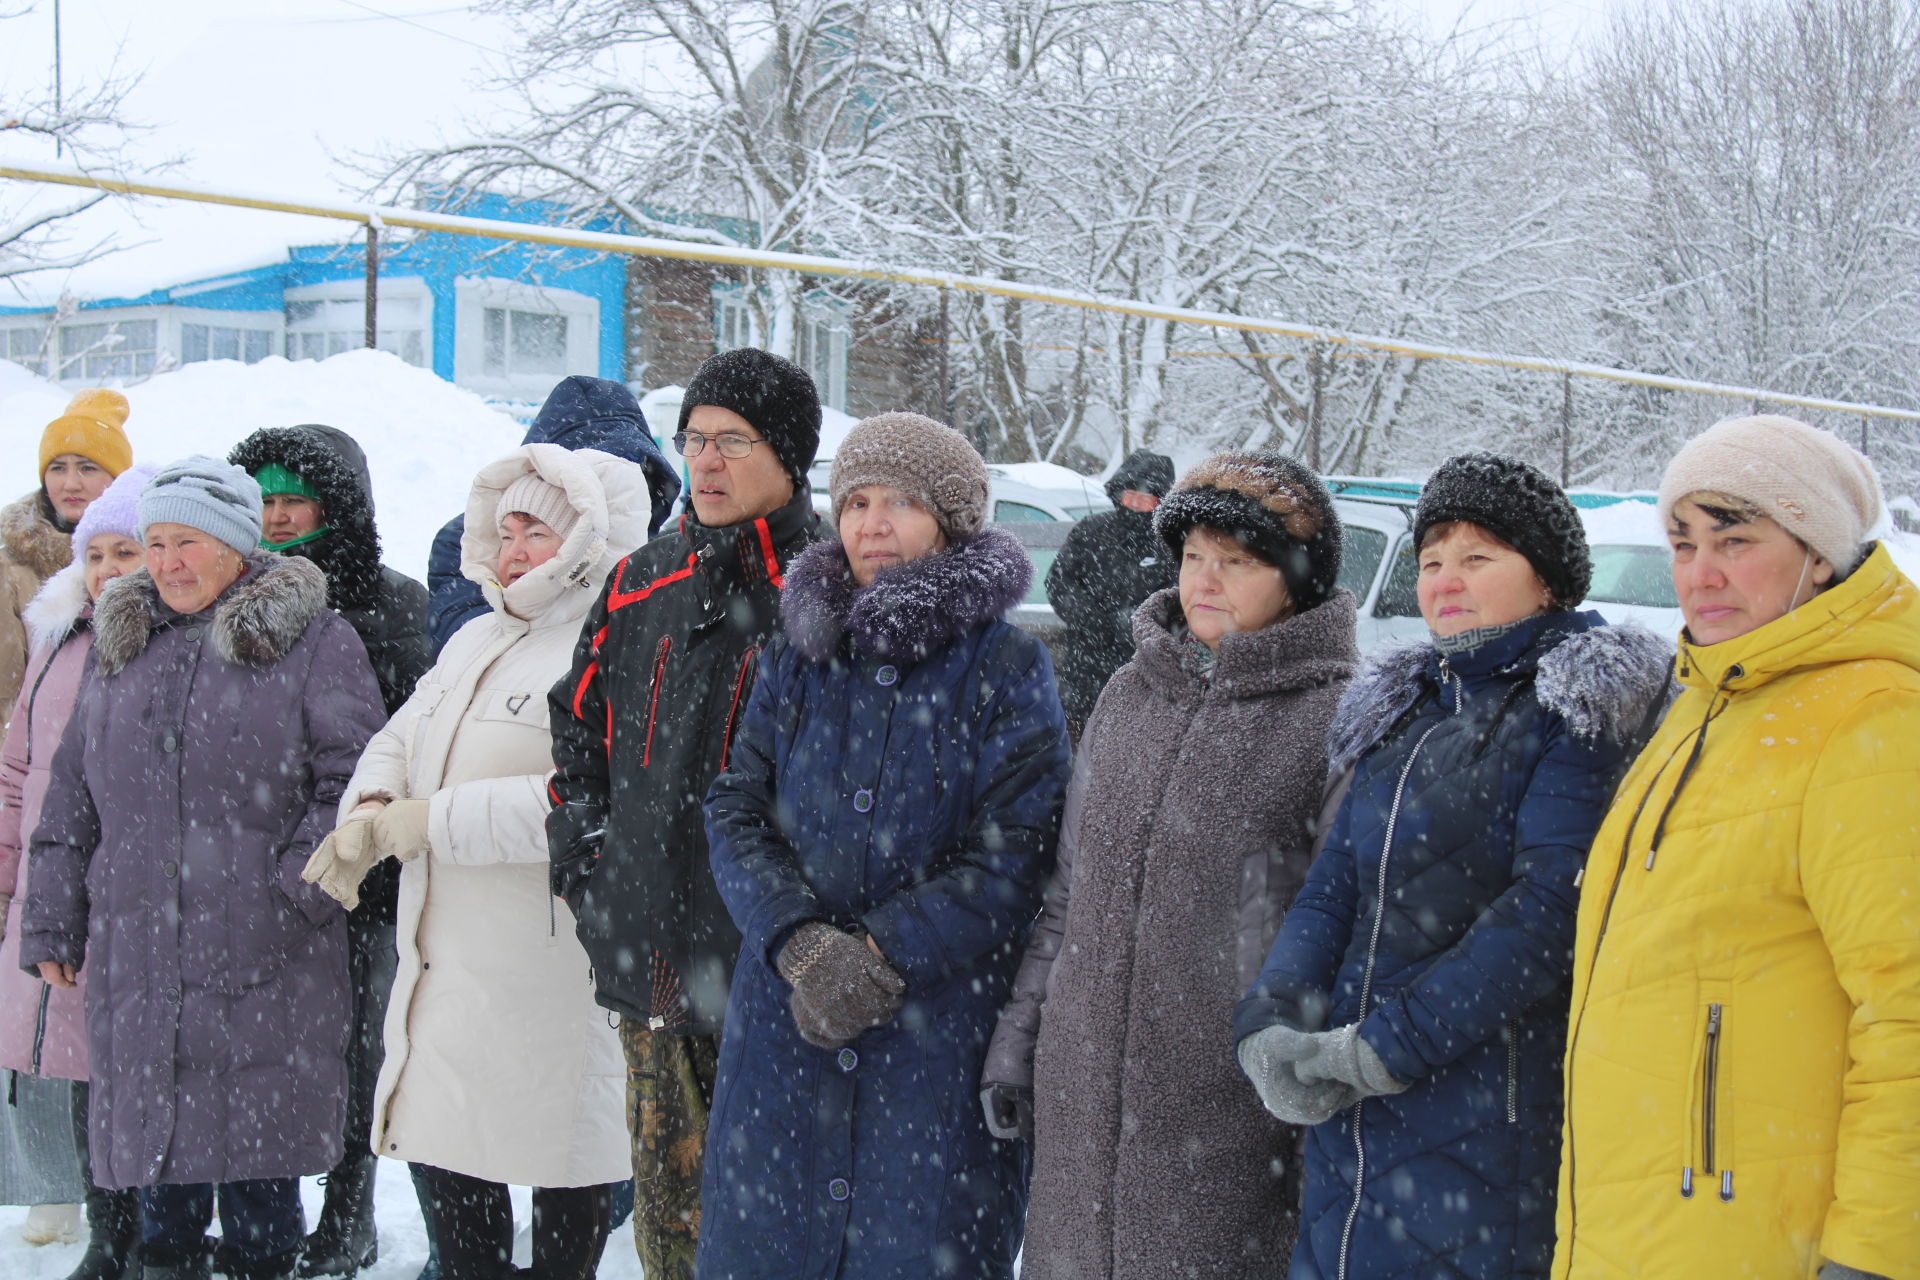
left=0, top=351, right=1912, bottom=1280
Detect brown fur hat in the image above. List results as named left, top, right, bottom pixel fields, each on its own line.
left=1154, top=450, right=1343, bottom=610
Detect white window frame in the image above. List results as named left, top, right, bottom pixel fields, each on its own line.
left=171, top=306, right=281, bottom=368
left=1, top=321, right=51, bottom=375
left=452, top=277, right=600, bottom=400
left=285, top=278, right=433, bottom=369
left=796, top=292, right=850, bottom=412
left=48, top=310, right=165, bottom=383
left=712, top=283, right=761, bottom=353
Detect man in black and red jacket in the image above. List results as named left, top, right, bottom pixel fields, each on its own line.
left=546, top=347, right=824, bottom=1280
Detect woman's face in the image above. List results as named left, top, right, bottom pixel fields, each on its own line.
left=262, top=493, right=325, bottom=545
left=144, top=522, right=246, bottom=615
left=44, top=454, right=112, bottom=525
left=1667, top=497, right=1833, bottom=646
left=840, top=485, right=947, bottom=586
left=83, top=533, right=143, bottom=602
left=1179, top=525, right=1292, bottom=651
left=497, top=512, right=562, bottom=586
left=1417, top=521, right=1551, bottom=637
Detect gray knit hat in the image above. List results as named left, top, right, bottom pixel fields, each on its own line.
left=1658, top=414, right=1882, bottom=575
left=138, top=454, right=263, bottom=557
left=829, top=412, right=991, bottom=540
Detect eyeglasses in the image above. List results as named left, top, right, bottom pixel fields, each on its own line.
left=673, top=431, right=767, bottom=460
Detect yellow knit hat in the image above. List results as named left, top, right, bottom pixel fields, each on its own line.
left=40, top=388, right=134, bottom=478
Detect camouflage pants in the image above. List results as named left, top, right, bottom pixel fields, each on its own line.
left=619, top=1020, right=720, bottom=1280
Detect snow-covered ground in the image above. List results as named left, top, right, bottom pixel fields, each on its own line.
left=0, top=1170, right=647, bottom=1279
left=1, top=352, right=532, bottom=585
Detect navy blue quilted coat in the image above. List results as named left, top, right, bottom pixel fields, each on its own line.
left=1233, top=611, right=1670, bottom=1280
left=701, top=531, right=1070, bottom=1279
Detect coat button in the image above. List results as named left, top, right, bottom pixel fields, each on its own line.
left=162, top=861, right=179, bottom=879
left=161, top=734, right=177, bottom=753
left=837, top=1048, right=858, bottom=1072
left=185, top=630, right=202, bottom=645
left=164, top=989, right=180, bottom=1004
left=853, top=789, right=873, bottom=813
left=828, top=1178, right=850, bottom=1201
left=876, top=665, right=897, bottom=686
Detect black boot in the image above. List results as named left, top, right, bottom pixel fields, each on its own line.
left=136, top=1239, right=211, bottom=1280
left=64, top=1185, right=140, bottom=1280
left=295, top=1152, right=377, bottom=1278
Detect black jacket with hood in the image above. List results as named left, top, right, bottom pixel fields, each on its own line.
left=546, top=486, right=825, bottom=1036
left=1045, top=449, right=1177, bottom=721
left=427, top=376, right=682, bottom=654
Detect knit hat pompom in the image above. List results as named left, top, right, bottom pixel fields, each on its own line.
left=138, top=455, right=264, bottom=557
left=830, top=412, right=991, bottom=541
left=1414, top=453, right=1590, bottom=609
left=678, top=348, right=822, bottom=486
left=1657, top=415, right=1881, bottom=576
left=72, top=462, right=159, bottom=552
left=41, top=388, right=134, bottom=478
left=496, top=472, right=581, bottom=543
left=1154, top=450, right=1344, bottom=611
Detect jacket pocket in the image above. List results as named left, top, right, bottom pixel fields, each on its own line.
left=1683, top=993, right=1734, bottom=1201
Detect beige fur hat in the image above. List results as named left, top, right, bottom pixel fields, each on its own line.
left=1658, top=415, right=1882, bottom=574
left=829, top=412, right=991, bottom=540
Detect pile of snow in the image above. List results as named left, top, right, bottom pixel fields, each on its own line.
left=0, top=353, right=529, bottom=580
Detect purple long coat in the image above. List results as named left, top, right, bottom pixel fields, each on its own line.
left=19, top=553, right=384, bottom=1189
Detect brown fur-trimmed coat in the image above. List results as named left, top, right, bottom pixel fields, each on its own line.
left=0, top=491, right=73, bottom=722
left=983, top=586, right=1357, bottom=1279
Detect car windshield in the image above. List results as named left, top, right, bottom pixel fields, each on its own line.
left=1585, top=544, right=1678, bottom=607
left=1336, top=527, right=1387, bottom=601
left=1024, top=547, right=1059, bottom=605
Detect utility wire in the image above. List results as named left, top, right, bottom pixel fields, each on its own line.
left=323, top=0, right=507, bottom=56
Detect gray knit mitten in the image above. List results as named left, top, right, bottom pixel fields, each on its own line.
left=1292, top=1023, right=1409, bottom=1099
left=1237, top=1025, right=1357, bottom=1126
left=777, top=922, right=907, bottom=1049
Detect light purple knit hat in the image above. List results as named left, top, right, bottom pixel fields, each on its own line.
left=71, top=461, right=158, bottom=551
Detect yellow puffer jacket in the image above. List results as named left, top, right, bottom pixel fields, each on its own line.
left=1552, top=543, right=1920, bottom=1280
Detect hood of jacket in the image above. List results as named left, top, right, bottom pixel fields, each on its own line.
left=1104, top=448, right=1175, bottom=505
left=1328, top=610, right=1673, bottom=773
left=521, top=375, right=682, bottom=536
left=228, top=424, right=389, bottom=612
left=24, top=560, right=93, bottom=653
left=1, top=490, right=72, bottom=580
left=92, top=552, right=330, bottom=676
left=460, top=442, right=652, bottom=628
left=1675, top=540, right=1920, bottom=695
left=783, top=527, right=1031, bottom=662
left=1128, top=585, right=1357, bottom=705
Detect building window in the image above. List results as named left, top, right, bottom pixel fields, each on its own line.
left=286, top=295, right=426, bottom=367
left=482, top=307, right=568, bottom=379
left=713, top=285, right=760, bottom=352
left=182, top=324, right=274, bottom=366
left=56, top=319, right=157, bottom=380
left=2, top=325, right=47, bottom=374
left=796, top=296, right=850, bottom=411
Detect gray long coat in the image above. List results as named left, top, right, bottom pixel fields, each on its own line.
left=19, top=553, right=385, bottom=1189
left=984, top=587, right=1357, bottom=1279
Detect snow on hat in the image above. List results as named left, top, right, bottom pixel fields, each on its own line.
left=677, top=348, right=822, bottom=486
left=40, top=388, right=133, bottom=478
left=830, top=412, right=991, bottom=541
left=1155, top=450, right=1344, bottom=611
left=1658, top=414, right=1881, bottom=576
left=72, top=462, right=159, bottom=552
left=496, top=472, right=581, bottom=543
left=1414, top=453, right=1590, bottom=609
left=138, top=455, right=264, bottom=557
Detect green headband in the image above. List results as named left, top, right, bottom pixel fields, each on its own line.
left=252, top=462, right=319, bottom=501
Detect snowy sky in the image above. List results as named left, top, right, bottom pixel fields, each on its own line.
left=1, top=0, right=1607, bottom=307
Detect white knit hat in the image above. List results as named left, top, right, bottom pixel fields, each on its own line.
left=496, top=473, right=580, bottom=542
left=1658, top=415, right=1882, bottom=574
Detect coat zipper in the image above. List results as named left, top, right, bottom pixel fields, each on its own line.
left=1335, top=661, right=1457, bottom=1280
left=1685, top=1002, right=1732, bottom=1202
left=28, top=984, right=51, bottom=1077
left=1505, top=1018, right=1519, bottom=1124
left=640, top=636, right=673, bottom=767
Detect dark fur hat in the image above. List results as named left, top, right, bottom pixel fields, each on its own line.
left=1154, top=450, right=1343, bottom=611
left=677, top=348, right=822, bottom=487
left=1413, top=452, right=1591, bottom=609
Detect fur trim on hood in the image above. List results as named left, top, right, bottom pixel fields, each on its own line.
left=783, top=528, right=1032, bottom=662
left=24, top=561, right=92, bottom=653
left=228, top=425, right=385, bottom=612
left=93, top=553, right=330, bottom=676
left=1328, top=620, right=1672, bottom=773
left=1, top=490, right=73, bottom=581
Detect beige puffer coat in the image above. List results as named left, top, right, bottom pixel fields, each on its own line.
left=344, top=443, right=653, bottom=1188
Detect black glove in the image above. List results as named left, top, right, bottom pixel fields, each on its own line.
left=980, top=1084, right=1034, bottom=1142
left=777, top=922, right=907, bottom=1049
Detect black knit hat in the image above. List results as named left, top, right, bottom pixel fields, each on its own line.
left=1413, top=452, right=1591, bottom=608
left=1154, top=450, right=1343, bottom=611
left=1105, top=448, right=1176, bottom=504
left=677, top=348, right=822, bottom=486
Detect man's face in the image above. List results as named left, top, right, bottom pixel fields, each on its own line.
left=682, top=404, right=795, bottom=527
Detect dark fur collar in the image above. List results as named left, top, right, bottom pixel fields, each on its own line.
left=1327, top=619, right=1673, bottom=772
left=93, top=553, right=330, bottom=676
left=1, top=490, right=73, bottom=581
left=783, top=529, right=1032, bottom=662
left=228, top=426, right=384, bottom=611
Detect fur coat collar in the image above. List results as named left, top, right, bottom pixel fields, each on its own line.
left=24, top=561, right=93, bottom=653
left=93, top=553, right=330, bottom=676
left=783, top=529, right=1031, bottom=662
left=0, top=490, right=73, bottom=581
